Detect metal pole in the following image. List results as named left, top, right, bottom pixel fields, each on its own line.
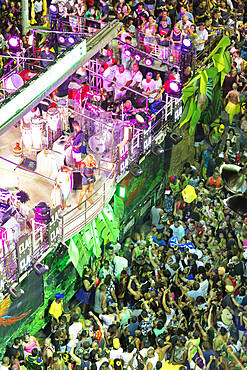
left=22, top=0, right=29, bottom=36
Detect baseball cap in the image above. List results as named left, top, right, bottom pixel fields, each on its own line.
left=119, top=63, right=124, bottom=68
left=170, top=176, right=177, bottom=183
left=146, top=72, right=153, bottom=78
left=207, top=146, right=213, bottom=152
left=55, top=293, right=65, bottom=299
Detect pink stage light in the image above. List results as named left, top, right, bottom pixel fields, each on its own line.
left=169, top=81, right=180, bottom=93
left=145, top=58, right=153, bottom=66
left=134, top=54, right=142, bottom=62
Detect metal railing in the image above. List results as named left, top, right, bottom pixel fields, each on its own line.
left=61, top=163, right=116, bottom=241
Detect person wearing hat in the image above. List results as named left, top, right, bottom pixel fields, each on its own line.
left=49, top=293, right=65, bottom=324
left=141, top=72, right=158, bottom=103
left=209, top=123, right=225, bottom=147
left=169, top=176, right=182, bottom=196
left=200, top=146, right=213, bottom=179
left=109, top=338, right=123, bottom=361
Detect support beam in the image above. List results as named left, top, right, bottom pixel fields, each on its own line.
left=0, top=20, right=122, bottom=135
left=21, top=0, right=29, bottom=35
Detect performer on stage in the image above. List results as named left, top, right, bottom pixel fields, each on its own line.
left=56, top=165, right=73, bottom=210
left=68, top=121, right=85, bottom=167
left=78, top=154, right=97, bottom=209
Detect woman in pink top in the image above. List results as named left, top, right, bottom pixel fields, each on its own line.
left=22, top=334, right=40, bottom=358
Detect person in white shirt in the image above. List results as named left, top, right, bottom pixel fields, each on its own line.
left=196, top=25, right=208, bottom=51
left=170, top=219, right=185, bottom=241
left=102, top=63, right=118, bottom=92
left=130, top=63, right=143, bottom=88
left=113, top=249, right=128, bottom=278
left=146, top=348, right=159, bottom=370
left=110, top=64, right=132, bottom=100
left=109, top=338, right=123, bottom=360
left=141, top=72, right=158, bottom=103
left=178, top=15, right=192, bottom=36
left=120, top=344, right=137, bottom=368
left=67, top=313, right=82, bottom=351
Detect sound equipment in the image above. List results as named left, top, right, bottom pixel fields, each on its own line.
left=72, top=171, right=82, bottom=191
left=34, top=202, right=50, bottom=224
left=0, top=202, right=12, bottom=225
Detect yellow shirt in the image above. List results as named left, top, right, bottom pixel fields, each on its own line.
left=49, top=300, right=63, bottom=320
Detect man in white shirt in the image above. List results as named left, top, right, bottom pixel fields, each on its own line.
left=113, top=249, right=128, bottom=278
left=178, top=15, right=192, bottom=36
left=196, top=25, right=208, bottom=51
left=130, top=63, right=143, bottom=88
left=102, top=63, right=117, bottom=93
left=141, top=72, right=158, bottom=103
left=110, top=338, right=123, bottom=360
left=170, top=219, right=185, bottom=241
left=111, top=64, right=132, bottom=100
left=187, top=281, right=204, bottom=301
left=67, top=313, right=82, bottom=351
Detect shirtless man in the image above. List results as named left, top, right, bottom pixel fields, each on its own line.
left=225, top=83, right=241, bottom=124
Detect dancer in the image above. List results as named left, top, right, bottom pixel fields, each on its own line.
left=78, top=154, right=97, bottom=209
left=68, top=121, right=85, bottom=168
left=225, top=83, right=241, bottom=125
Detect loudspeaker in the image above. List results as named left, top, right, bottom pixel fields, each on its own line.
left=220, top=164, right=245, bottom=193
left=72, top=171, right=82, bottom=191
left=224, top=194, right=247, bottom=216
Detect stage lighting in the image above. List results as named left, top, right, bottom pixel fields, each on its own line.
left=8, top=36, right=21, bottom=52
left=67, top=36, right=76, bottom=45
left=55, top=241, right=68, bottom=259
left=145, top=58, right=153, bottom=66
left=134, top=53, right=142, bottom=62
left=58, top=35, right=66, bottom=44
left=135, top=111, right=149, bottom=130
left=170, top=133, right=183, bottom=145
left=169, top=81, right=180, bottom=93
left=223, top=194, right=247, bottom=217
left=220, top=164, right=245, bottom=193
left=49, top=3, right=58, bottom=14
left=152, top=143, right=164, bottom=156
left=124, top=49, right=132, bottom=58
left=9, top=287, right=24, bottom=302
left=33, top=261, right=49, bottom=275
left=130, top=164, right=143, bottom=177
left=181, top=38, right=192, bottom=53
left=116, top=185, right=126, bottom=198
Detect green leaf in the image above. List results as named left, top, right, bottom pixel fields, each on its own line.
left=113, top=194, right=125, bottom=220
left=206, top=78, right=214, bottom=101
left=212, top=52, right=225, bottom=72
left=69, top=238, right=80, bottom=268
left=203, top=35, right=231, bottom=64
left=200, top=71, right=208, bottom=94
left=221, top=70, right=226, bottom=86
left=189, top=105, right=202, bottom=135
left=204, top=67, right=218, bottom=78
left=179, top=98, right=194, bottom=128
left=182, top=85, right=198, bottom=104
left=223, top=50, right=231, bottom=73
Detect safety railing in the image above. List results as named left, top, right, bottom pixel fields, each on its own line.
left=138, top=31, right=172, bottom=60
left=61, top=163, right=117, bottom=241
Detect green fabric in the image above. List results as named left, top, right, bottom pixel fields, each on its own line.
left=153, top=326, right=166, bottom=337
left=26, top=356, right=45, bottom=370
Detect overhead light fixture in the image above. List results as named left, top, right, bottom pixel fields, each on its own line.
left=170, top=133, right=183, bottom=145
left=58, top=35, right=66, bottom=45
left=130, top=163, right=143, bottom=178
left=33, top=261, right=49, bottom=275
left=9, top=287, right=24, bottom=302
left=168, top=81, right=181, bottom=97
left=67, top=36, right=76, bottom=45
left=145, top=58, right=153, bottom=66
left=49, top=3, right=59, bottom=16
left=134, top=53, right=142, bottom=62
left=55, top=241, right=68, bottom=259
left=8, top=36, right=21, bottom=52
left=152, top=143, right=164, bottom=156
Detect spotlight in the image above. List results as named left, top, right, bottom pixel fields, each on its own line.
left=130, top=164, right=143, bottom=177
left=33, top=261, right=49, bottom=275
left=134, top=54, right=142, bottom=62
left=9, top=287, right=24, bottom=302
left=169, top=81, right=180, bottom=93
left=55, top=241, right=68, bottom=259
left=152, top=143, right=164, bottom=156
left=8, top=36, right=21, bottom=52
left=135, top=111, right=149, bottom=130
left=67, top=36, right=76, bottom=45
left=58, top=36, right=66, bottom=44
left=170, top=133, right=183, bottom=145
left=49, top=4, right=58, bottom=14
left=145, top=58, right=153, bottom=66
left=124, top=49, right=132, bottom=58
left=182, top=38, right=192, bottom=53
left=168, top=81, right=181, bottom=97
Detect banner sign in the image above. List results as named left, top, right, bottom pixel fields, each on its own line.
left=16, top=234, right=31, bottom=274
left=48, top=207, right=60, bottom=244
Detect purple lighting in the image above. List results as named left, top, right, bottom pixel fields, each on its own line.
left=169, top=81, right=180, bottom=93
left=124, top=49, right=132, bottom=58
left=182, top=38, right=192, bottom=48
left=8, top=36, right=20, bottom=48
left=58, top=36, right=65, bottom=44
left=134, top=54, right=142, bottom=62
left=49, top=4, right=58, bottom=13
left=145, top=58, right=153, bottom=66
left=67, top=36, right=75, bottom=44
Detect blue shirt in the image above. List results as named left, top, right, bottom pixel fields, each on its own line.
left=102, top=4, right=109, bottom=23
left=72, top=131, right=84, bottom=153
left=202, top=150, right=212, bottom=169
